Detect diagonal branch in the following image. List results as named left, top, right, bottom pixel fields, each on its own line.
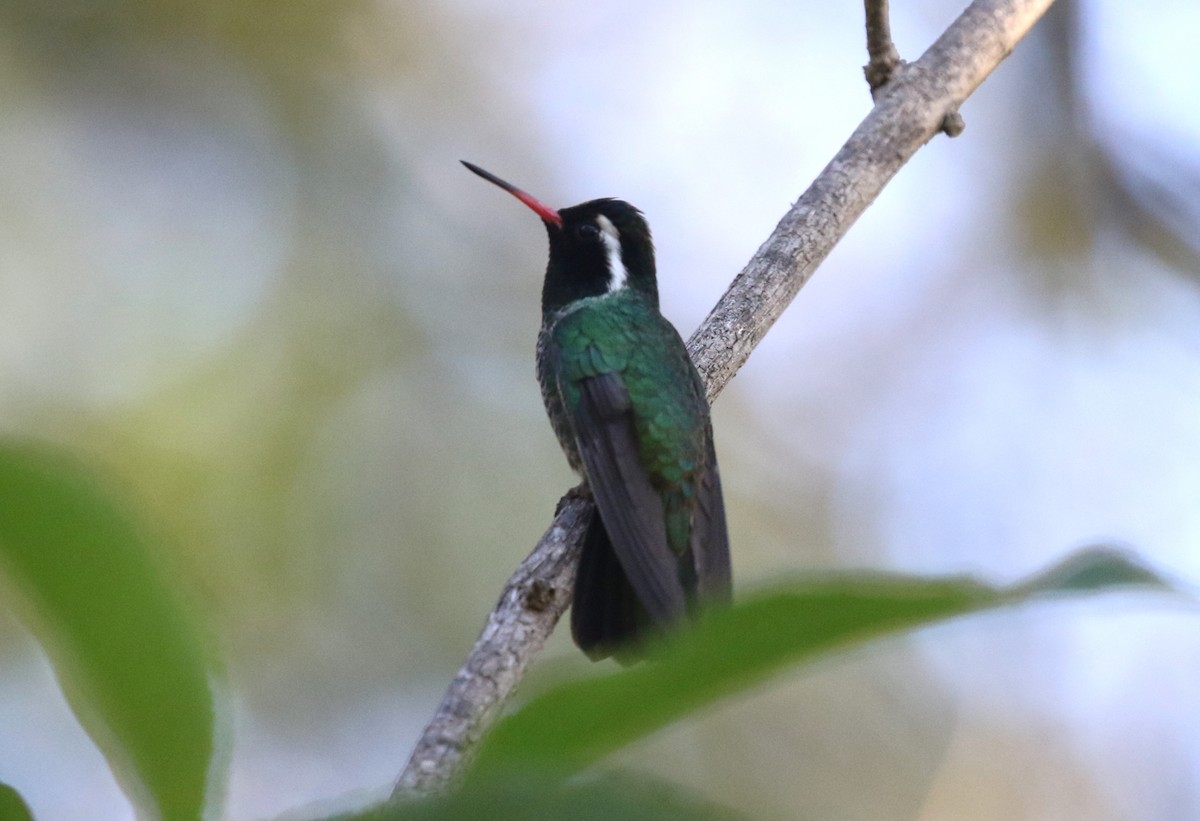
left=392, top=0, right=1056, bottom=799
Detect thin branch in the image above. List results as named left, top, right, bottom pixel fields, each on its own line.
left=689, top=0, right=1051, bottom=401
left=863, top=0, right=902, bottom=95
left=391, top=496, right=590, bottom=795
left=392, top=0, right=1055, bottom=800
left=864, top=2, right=966, bottom=137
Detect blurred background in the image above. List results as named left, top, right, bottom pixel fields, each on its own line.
left=1, top=0, right=1198, bottom=818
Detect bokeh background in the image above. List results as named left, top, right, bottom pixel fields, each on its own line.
left=1, top=0, right=1198, bottom=818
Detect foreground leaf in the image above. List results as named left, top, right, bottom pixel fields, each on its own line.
left=472, top=547, right=1171, bottom=779
left=0, top=782, right=34, bottom=821
left=0, top=442, right=216, bottom=821
left=329, top=772, right=741, bottom=821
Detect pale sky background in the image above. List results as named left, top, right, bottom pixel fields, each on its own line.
left=0, top=0, right=1198, bottom=819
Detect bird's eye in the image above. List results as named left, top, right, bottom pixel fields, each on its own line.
left=574, top=222, right=601, bottom=241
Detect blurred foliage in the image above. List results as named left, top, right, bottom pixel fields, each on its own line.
left=0, top=1, right=369, bottom=75
left=299, top=547, right=1173, bottom=821
left=469, top=547, right=1170, bottom=782
left=0, top=433, right=1170, bottom=821
left=0, top=782, right=34, bottom=821
left=0, top=441, right=216, bottom=821
left=345, top=773, right=742, bottom=821
left=1017, top=1, right=1200, bottom=286
left=0, top=0, right=559, bottom=711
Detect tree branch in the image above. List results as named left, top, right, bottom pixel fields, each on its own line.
left=392, top=0, right=1055, bottom=799
left=863, top=0, right=902, bottom=96
left=392, top=496, right=590, bottom=795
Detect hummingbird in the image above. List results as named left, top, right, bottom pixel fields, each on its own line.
left=462, top=161, right=731, bottom=662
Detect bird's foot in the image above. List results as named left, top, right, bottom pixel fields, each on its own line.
left=555, top=482, right=592, bottom=514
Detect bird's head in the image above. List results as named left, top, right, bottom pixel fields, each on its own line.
left=462, top=161, right=657, bottom=315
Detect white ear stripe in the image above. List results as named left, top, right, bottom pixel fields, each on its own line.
left=595, top=214, right=629, bottom=293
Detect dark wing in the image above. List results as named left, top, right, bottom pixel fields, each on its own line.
left=573, top=372, right=687, bottom=625
left=689, top=424, right=732, bottom=604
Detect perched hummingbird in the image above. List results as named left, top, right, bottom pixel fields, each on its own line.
left=462, top=161, right=731, bottom=661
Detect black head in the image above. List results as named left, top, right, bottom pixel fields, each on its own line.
left=462, top=161, right=657, bottom=317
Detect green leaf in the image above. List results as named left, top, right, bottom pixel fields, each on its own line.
left=328, top=772, right=742, bottom=821
left=471, top=547, right=1171, bottom=779
left=0, top=441, right=217, bottom=821
left=0, top=782, right=35, bottom=821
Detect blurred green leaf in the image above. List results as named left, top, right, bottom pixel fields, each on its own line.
left=0, top=782, right=35, bottom=821
left=472, top=547, right=1171, bottom=780
left=0, top=442, right=217, bottom=821
left=328, top=772, right=741, bottom=821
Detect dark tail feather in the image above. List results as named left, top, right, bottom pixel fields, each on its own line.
left=571, top=510, right=648, bottom=663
